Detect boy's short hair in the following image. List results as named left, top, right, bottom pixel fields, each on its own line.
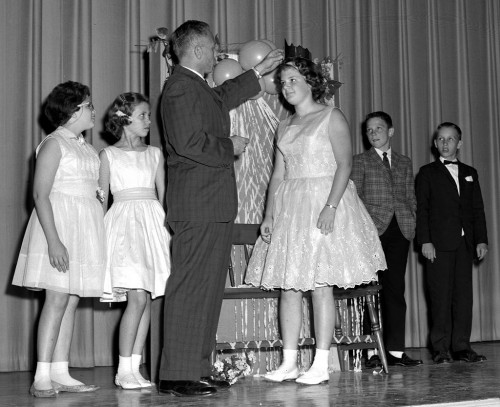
left=364, top=111, right=393, bottom=128
left=45, top=81, right=90, bottom=127
left=436, top=122, right=462, bottom=140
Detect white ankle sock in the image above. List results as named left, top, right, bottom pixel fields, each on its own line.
left=131, top=354, right=150, bottom=385
left=310, top=348, right=329, bottom=371
left=280, top=349, right=298, bottom=370
left=34, top=361, right=52, bottom=390
left=389, top=351, right=403, bottom=358
left=131, top=354, right=142, bottom=374
left=50, top=361, right=83, bottom=386
left=117, top=355, right=132, bottom=377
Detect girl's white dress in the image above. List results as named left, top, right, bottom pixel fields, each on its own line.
left=13, top=127, right=105, bottom=297
left=101, top=145, right=171, bottom=302
left=245, top=107, right=386, bottom=291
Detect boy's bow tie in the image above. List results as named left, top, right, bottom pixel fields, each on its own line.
left=443, top=160, right=458, bottom=165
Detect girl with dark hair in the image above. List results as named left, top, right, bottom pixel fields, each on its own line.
left=13, top=81, right=104, bottom=397
left=246, top=59, right=386, bottom=385
left=99, top=92, right=171, bottom=389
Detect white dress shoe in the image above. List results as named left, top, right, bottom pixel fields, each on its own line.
left=295, top=368, right=329, bottom=385
left=133, top=372, right=153, bottom=388
left=51, top=381, right=99, bottom=392
left=29, top=383, right=56, bottom=398
left=264, top=366, right=300, bottom=382
left=115, top=373, right=142, bottom=389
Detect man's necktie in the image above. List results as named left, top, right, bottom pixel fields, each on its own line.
left=443, top=160, right=458, bottom=165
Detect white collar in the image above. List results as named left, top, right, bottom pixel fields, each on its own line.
left=182, top=65, right=205, bottom=81
left=374, top=147, right=392, bottom=160
left=439, top=157, right=458, bottom=164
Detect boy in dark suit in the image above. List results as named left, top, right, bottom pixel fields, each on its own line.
left=352, top=111, right=422, bottom=367
left=416, top=122, right=488, bottom=364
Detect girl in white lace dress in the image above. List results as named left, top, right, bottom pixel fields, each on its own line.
left=246, top=58, right=386, bottom=385
left=13, top=81, right=104, bottom=397
left=99, top=93, right=171, bottom=389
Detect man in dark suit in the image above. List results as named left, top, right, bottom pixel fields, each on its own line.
left=158, top=20, right=283, bottom=397
left=416, top=122, right=488, bottom=364
left=351, top=111, right=422, bottom=367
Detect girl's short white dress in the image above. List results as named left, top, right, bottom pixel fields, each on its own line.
left=13, top=127, right=105, bottom=297
left=246, top=107, right=386, bottom=291
left=100, top=145, right=171, bottom=302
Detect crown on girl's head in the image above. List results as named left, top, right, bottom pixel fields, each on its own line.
left=284, top=40, right=312, bottom=59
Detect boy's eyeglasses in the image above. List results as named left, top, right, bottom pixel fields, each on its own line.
left=77, top=101, right=95, bottom=110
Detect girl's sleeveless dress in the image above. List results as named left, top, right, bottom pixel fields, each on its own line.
left=13, top=127, right=105, bottom=297
left=246, top=107, right=386, bottom=291
left=100, top=145, right=171, bottom=302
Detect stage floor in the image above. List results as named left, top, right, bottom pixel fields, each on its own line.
left=2, top=342, right=500, bottom=406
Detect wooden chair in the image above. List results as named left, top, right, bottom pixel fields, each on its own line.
left=218, top=223, right=389, bottom=374
left=227, top=223, right=260, bottom=287
left=220, top=223, right=312, bottom=352
left=333, top=284, right=389, bottom=373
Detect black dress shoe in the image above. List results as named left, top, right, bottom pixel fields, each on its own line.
left=386, top=352, right=423, bottom=367
left=453, top=349, right=487, bottom=363
left=200, top=376, right=231, bottom=389
left=158, top=380, right=216, bottom=397
left=365, top=355, right=382, bottom=368
left=432, top=351, right=451, bottom=364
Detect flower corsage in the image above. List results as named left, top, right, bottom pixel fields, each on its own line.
left=96, top=187, right=105, bottom=204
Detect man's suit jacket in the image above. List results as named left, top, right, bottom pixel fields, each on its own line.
left=161, top=66, right=260, bottom=222
left=351, top=148, right=416, bottom=240
left=416, top=160, right=488, bottom=251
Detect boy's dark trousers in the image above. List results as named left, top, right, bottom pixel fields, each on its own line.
left=425, top=237, right=473, bottom=354
left=378, top=215, right=410, bottom=351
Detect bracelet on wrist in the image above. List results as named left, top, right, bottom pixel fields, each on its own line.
left=325, top=203, right=337, bottom=209
left=252, top=67, right=263, bottom=79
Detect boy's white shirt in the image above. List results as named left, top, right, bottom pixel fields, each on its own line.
left=374, top=147, right=392, bottom=166
left=439, top=156, right=464, bottom=236
left=440, top=156, right=459, bottom=194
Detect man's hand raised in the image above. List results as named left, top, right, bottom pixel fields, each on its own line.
left=254, top=49, right=285, bottom=76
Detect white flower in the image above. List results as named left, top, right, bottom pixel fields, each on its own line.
left=73, top=135, right=85, bottom=145
left=235, top=359, right=247, bottom=370
left=115, top=110, right=130, bottom=118
left=247, top=351, right=257, bottom=363
left=96, top=187, right=105, bottom=203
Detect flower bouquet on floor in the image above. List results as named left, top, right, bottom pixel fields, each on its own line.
left=212, top=351, right=256, bottom=384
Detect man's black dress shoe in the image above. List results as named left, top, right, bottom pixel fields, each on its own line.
left=432, top=351, right=451, bottom=364
left=386, top=352, right=423, bottom=367
left=365, top=355, right=382, bottom=368
left=158, top=380, right=216, bottom=397
left=453, top=349, right=487, bottom=363
left=200, top=376, right=231, bottom=389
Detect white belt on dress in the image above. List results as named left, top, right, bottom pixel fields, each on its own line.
left=113, top=187, right=157, bottom=202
